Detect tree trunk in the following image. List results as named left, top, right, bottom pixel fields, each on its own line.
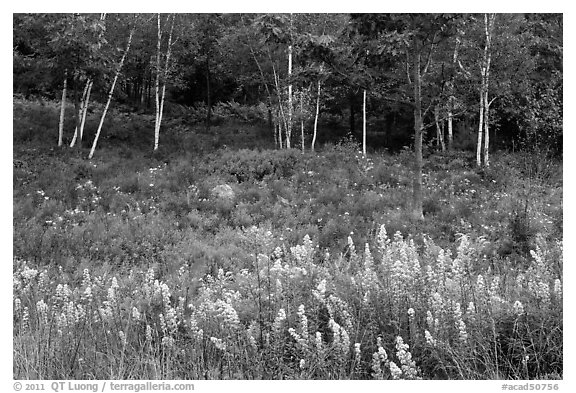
left=270, top=57, right=288, bottom=145
left=70, top=80, right=90, bottom=148
left=477, top=13, right=495, bottom=167
left=482, top=14, right=495, bottom=167
left=300, top=90, right=305, bottom=153
left=155, top=14, right=175, bottom=151
left=89, top=27, right=134, bottom=159
left=412, top=47, right=424, bottom=220
left=79, top=81, right=92, bottom=144
left=273, top=119, right=280, bottom=149
left=58, top=70, right=68, bottom=147
left=476, top=88, right=485, bottom=167
left=447, top=100, right=453, bottom=150
left=154, top=13, right=162, bottom=149
left=311, top=80, right=321, bottom=152
left=362, top=89, right=367, bottom=157
left=483, top=91, right=490, bottom=167
left=434, top=105, right=446, bottom=151
left=286, top=44, right=293, bottom=149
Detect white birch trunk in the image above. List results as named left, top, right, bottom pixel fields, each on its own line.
left=300, top=90, right=305, bottom=153
left=270, top=59, right=288, bottom=146
left=434, top=105, right=446, bottom=152
left=154, top=14, right=162, bottom=151
left=483, top=91, right=490, bottom=167
left=155, top=14, right=175, bottom=151
left=482, top=14, right=495, bottom=167
left=274, top=119, right=280, bottom=149
left=447, top=102, right=453, bottom=149
left=286, top=44, right=293, bottom=149
left=311, top=80, right=321, bottom=152
left=89, top=28, right=134, bottom=159
left=79, top=81, right=93, bottom=142
left=58, top=71, right=68, bottom=147
left=70, top=80, right=90, bottom=147
left=476, top=88, right=484, bottom=167
left=362, top=89, right=367, bottom=157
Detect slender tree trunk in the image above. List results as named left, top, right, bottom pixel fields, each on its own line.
left=447, top=99, right=454, bottom=149
left=89, top=27, right=134, bottom=159
left=482, top=13, right=495, bottom=167
left=483, top=91, right=490, bottom=167
left=79, top=81, right=92, bottom=143
left=311, top=80, right=321, bottom=152
left=58, top=70, right=68, bottom=147
left=269, top=57, right=288, bottom=144
left=434, top=105, right=446, bottom=151
left=286, top=44, right=293, bottom=149
left=362, top=89, right=367, bottom=157
left=154, top=13, right=162, bottom=150
left=300, top=90, right=305, bottom=153
left=477, top=13, right=495, bottom=167
left=70, top=80, right=90, bottom=148
left=412, top=47, right=424, bottom=220
left=206, top=54, right=212, bottom=132
left=447, top=35, right=460, bottom=150
left=476, top=88, right=485, bottom=167
left=155, top=14, right=175, bottom=151
left=249, top=44, right=275, bottom=136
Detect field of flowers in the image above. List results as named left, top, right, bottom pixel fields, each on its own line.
left=13, top=99, right=563, bottom=379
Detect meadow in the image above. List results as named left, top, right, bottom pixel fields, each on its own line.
left=13, top=98, right=563, bottom=379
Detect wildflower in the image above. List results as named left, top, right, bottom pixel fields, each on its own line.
left=297, top=304, right=309, bottom=340
left=22, top=307, right=30, bottom=332
left=389, top=361, right=402, bottom=379
left=273, top=309, right=286, bottom=334
left=299, top=359, right=305, bottom=369
left=315, top=332, right=323, bottom=352
left=395, top=336, right=419, bottom=378
left=354, top=343, right=361, bottom=358
left=425, top=330, right=436, bottom=346
left=119, top=331, right=127, bottom=346
left=189, top=315, right=204, bottom=341
left=215, top=299, right=240, bottom=329
left=553, top=279, right=562, bottom=298
left=131, top=307, right=141, bottom=320
left=456, top=320, right=468, bottom=343
left=313, top=279, right=326, bottom=301
left=426, top=311, right=434, bottom=330
left=36, top=299, right=49, bottom=325
left=162, top=336, right=175, bottom=349
left=513, top=300, right=525, bottom=316
left=81, top=268, right=91, bottom=287
left=407, top=308, right=415, bottom=319
left=145, top=324, right=153, bottom=343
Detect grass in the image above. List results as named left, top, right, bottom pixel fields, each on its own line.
left=13, top=98, right=563, bottom=379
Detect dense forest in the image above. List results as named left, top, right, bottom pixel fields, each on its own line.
left=13, top=13, right=562, bottom=381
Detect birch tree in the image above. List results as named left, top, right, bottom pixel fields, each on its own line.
left=58, top=70, right=68, bottom=147
left=154, top=14, right=177, bottom=151
left=362, top=89, right=367, bottom=156
left=88, top=24, right=135, bottom=159
left=70, top=13, right=107, bottom=148
left=476, top=13, right=495, bottom=167
left=311, top=80, right=321, bottom=152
